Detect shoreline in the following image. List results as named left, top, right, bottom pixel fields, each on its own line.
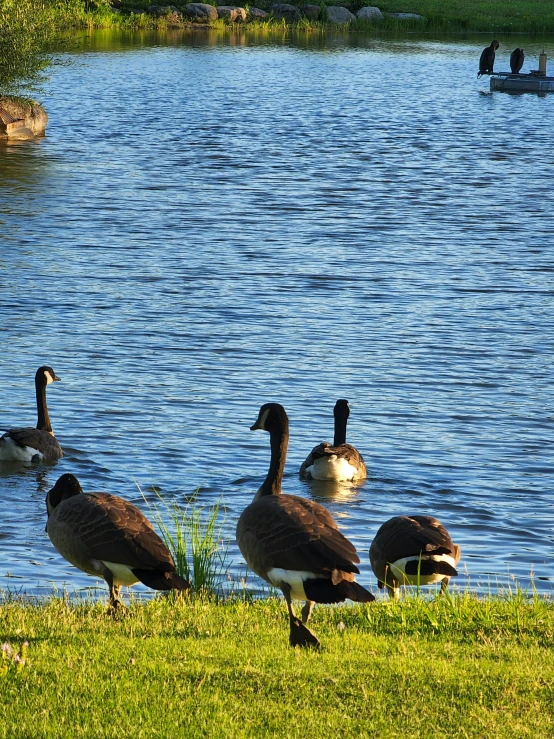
left=50, top=0, right=554, bottom=37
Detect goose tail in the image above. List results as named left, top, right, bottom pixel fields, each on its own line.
left=133, top=569, right=191, bottom=591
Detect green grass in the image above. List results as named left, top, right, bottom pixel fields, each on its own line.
left=1, top=592, right=554, bottom=737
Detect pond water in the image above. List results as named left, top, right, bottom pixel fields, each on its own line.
left=1, top=30, right=553, bottom=601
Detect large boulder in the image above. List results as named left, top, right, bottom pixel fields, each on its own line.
left=326, top=5, right=355, bottom=22
left=388, top=12, right=425, bottom=19
left=300, top=4, right=320, bottom=19
left=217, top=5, right=246, bottom=19
left=0, top=98, right=48, bottom=137
left=270, top=3, right=301, bottom=21
left=356, top=6, right=383, bottom=20
left=148, top=4, right=180, bottom=15
left=181, top=3, right=218, bottom=20
left=248, top=5, right=268, bottom=16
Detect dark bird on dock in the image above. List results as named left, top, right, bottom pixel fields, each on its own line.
left=370, top=514, right=461, bottom=600
left=237, top=403, right=374, bottom=649
left=0, top=366, right=63, bottom=464
left=478, top=40, right=499, bottom=77
left=46, top=474, right=190, bottom=612
left=510, top=48, right=525, bottom=74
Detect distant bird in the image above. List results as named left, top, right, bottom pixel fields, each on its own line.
left=299, top=399, right=367, bottom=482
left=237, top=403, right=374, bottom=648
left=510, top=48, right=525, bottom=74
left=478, top=40, right=500, bottom=77
left=46, top=474, right=190, bottom=611
left=369, top=515, right=461, bottom=600
left=0, top=366, right=63, bottom=463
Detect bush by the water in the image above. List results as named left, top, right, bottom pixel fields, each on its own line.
left=0, top=0, right=56, bottom=96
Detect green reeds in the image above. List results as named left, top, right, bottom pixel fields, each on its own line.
left=140, top=485, right=228, bottom=598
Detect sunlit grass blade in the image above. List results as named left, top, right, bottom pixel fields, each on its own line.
left=138, top=484, right=228, bottom=598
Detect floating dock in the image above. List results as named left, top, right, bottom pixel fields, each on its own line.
left=490, top=73, right=554, bottom=93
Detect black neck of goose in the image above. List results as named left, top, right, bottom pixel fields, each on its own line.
left=258, top=425, right=288, bottom=497
left=36, top=381, right=52, bottom=432
left=334, top=412, right=348, bottom=447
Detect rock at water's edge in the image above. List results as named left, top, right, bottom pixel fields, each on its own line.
left=148, top=5, right=180, bottom=15
left=248, top=6, right=268, bottom=17
left=270, top=3, right=301, bottom=21
left=326, top=5, right=355, bottom=22
left=0, top=98, right=48, bottom=137
left=181, top=3, right=218, bottom=20
left=300, top=4, right=320, bottom=19
left=217, top=5, right=247, bottom=20
left=388, top=12, right=425, bottom=20
left=356, top=6, right=383, bottom=20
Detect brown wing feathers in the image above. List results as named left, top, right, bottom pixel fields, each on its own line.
left=57, top=493, right=175, bottom=571
left=370, top=515, right=460, bottom=586
left=5, top=427, right=63, bottom=459
left=239, top=495, right=360, bottom=576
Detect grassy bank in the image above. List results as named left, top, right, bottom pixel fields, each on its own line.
left=42, top=0, right=554, bottom=35
left=2, top=592, right=554, bottom=737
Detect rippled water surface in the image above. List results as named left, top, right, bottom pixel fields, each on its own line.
left=1, top=31, right=553, bottom=600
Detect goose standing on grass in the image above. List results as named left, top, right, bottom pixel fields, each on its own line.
left=46, top=474, right=190, bottom=611
left=237, top=403, right=374, bottom=649
left=369, top=515, right=461, bottom=600
left=299, top=399, right=367, bottom=482
left=0, top=366, right=63, bottom=463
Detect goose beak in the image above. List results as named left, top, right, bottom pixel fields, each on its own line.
left=250, top=420, right=261, bottom=431
left=53, top=375, right=61, bottom=382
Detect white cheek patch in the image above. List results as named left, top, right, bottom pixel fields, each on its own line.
left=101, top=561, right=141, bottom=587
left=308, top=456, right=360, bottom=481
left=45, top=370, right=55, bottom=384
left=389, top=554, right=456, bottom=586
left=258, top=407, right=270, bottom=430
left=267, top=568, right=320, bottom=600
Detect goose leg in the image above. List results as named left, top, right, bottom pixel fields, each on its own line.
left=281, top=584, right=320, bottom=649
left=440, top=576, right=450, bottom=595
left=387, top=584, right=400, bottom=601
left=301, top=600, right=315, bottom=625
left=103, top=570, right=124, bottom=615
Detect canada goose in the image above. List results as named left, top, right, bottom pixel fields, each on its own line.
left=46, top=474, right=190, bottom=610
left=478, top=40, right=499, bottom=77
left=0, top=366, right=63, bottom=463
left=237, top=403, right=374, bottom=648
left=369, top=515, right=461, bottom=600
left=510, top=48, right=525, bottom=74
left=299, top=399, right=367, bottom=482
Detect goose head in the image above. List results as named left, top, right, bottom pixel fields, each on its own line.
left=334, top=399, right=350, bottom=422
left=46, top=473, right=83, bottom=517
left=250, top=403, right=289, bottom=435
left=37, top=366, right=61, bottom=386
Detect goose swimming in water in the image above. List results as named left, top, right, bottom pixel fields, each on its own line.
left=237, top=403, right=374, bottom=648
left=0, top=366, right=63, bottom=463
left=299, top=399, right=367, bottom=482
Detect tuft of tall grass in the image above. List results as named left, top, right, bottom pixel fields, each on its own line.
left=140, top=485, right=228, bottom=598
